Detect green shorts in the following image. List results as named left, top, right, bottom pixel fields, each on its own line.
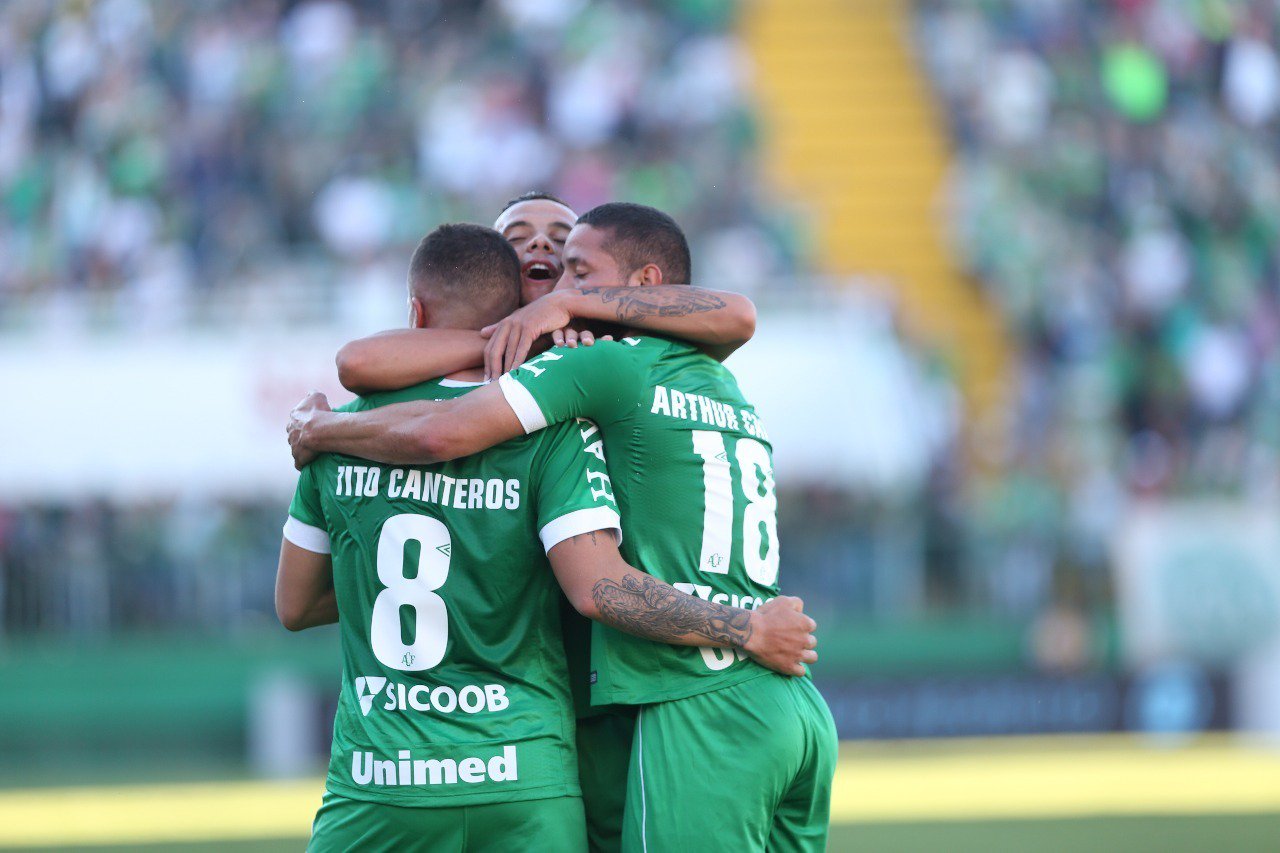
left=308, top=790, right=587, bottom=853
left=622, top=673, right=837, bottom=852
left=577, top=706, right=638, bottom=853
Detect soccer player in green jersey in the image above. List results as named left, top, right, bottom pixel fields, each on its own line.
left=278, top=222, right=817, bottom=852
left=330, top=191, right=766, bottom=853
left=288, top=204, right=838, bottom=851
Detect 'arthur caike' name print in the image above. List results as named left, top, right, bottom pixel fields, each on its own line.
left=649, top=385, right=769, bottom=440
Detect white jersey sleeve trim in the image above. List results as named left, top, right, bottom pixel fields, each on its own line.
left=498, top=373, right=548, bottom=434
left=283, top=516, right=331, bottom=554
left=539, top=506, right=623, bottom=553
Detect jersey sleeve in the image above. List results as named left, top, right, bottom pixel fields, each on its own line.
left=530, top=420, right=622, bottom=553
left=283, top=464, right=330, bottom=554
left=497, top=339, right=647, bottom=435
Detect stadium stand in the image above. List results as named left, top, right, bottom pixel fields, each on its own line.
left=0, top=0, right=801, bottom=326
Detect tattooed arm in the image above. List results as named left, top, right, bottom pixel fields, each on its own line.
left=482, top=285, right=757, bottom=376
left=571, top=285, right=753, bottom=339
left=547, top=530, right=817, bottom=677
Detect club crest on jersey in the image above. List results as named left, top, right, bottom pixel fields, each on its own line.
left=402, top=652, right=416, bottom=668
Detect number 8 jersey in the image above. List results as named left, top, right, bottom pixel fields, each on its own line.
left=497, top=336, right=782, bottom=707
left=285, top=378, right=620, bottom=808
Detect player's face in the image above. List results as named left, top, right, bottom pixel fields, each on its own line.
left=493, top=199, right=577, bottom=304
left=556, top=224, right=627, bottom=291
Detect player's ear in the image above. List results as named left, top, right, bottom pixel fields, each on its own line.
left=409, top=297, right=429, bottom=329
left=630, top=264, right=663, bottom=287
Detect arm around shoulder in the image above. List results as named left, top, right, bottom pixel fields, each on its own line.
left=336, top=329, right=487, bottom=395
left=545, top=530, right=817, bottom=676
left=568, top=286, right=756, bottom=353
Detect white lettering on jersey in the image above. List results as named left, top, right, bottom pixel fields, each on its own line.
left=518, top=351, right=563, bottom=377
left=402, top=469, right=422, bottom=500
left=587, top=469, right=614, bottom=504
left=351, top=745, right=518, bottom=787
left=647, top=385, right=754, bottom=434
left=651, top=386, right=671, bottom=416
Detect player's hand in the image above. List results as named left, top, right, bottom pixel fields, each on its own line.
left=287, top=390, right=332, bottom=470
left=480, top=291, right=575, bottom=379
left=743, top=596, right=817, bottom=677
left=551, top=325, right=614, bottom=349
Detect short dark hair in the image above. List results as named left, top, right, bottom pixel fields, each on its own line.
left=576, top=202, right=692, bottom=284
left=408, top=224, right=521, bottom=325
left=500, top=191, right=572, bottom=214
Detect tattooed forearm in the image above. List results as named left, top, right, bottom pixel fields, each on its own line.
left=579, top=286, right=727, bottom=323
left=590, top=574, right=753, bottom=648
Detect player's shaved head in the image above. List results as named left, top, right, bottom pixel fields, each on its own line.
left=407, top=224, right=521, bottom=329
left=575, top=203, right=692, bottom=285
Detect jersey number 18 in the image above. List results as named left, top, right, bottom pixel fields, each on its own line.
left=692, top=429, right=780, bottom=586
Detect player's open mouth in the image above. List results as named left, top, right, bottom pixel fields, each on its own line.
left=522, top=260, right=560, bottom=281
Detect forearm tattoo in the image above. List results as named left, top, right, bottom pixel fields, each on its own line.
left=579, top=286, right=727, bottom=323
left=591, top=574, right=753, bottom=648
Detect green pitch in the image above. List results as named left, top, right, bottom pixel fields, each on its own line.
left=7, top=814, right=1280, bottom=852
left=3, top=735, right=1278, bottom=850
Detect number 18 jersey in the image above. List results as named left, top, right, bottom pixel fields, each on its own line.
left=498, top=336, right=781, bottom=706
left=284, top=378, right=620, bottom=808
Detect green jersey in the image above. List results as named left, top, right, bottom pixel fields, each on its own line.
left=285, top=378, right=620, bottom=808
left=498, top=336, right=780, bottom=706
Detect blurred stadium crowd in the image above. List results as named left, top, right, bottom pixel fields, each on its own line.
left=913, top=0, right=1280, bottom=629
left=6, top=0, right=1280, bottom=672
left=0, top=0, right=798, bottom=329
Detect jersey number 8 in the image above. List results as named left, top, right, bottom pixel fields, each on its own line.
left=371, top=514, right=451, bottom=672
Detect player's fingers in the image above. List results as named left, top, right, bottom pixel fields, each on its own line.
left=805, top=634, right=817, bottom=650
left=581, top=330, right=596, bottom=346
left=484, top=323, right=510, bottom=381
left=801, top=650, right=818, bottom=664
left=552, top=328, right=565, bottom=347
left=510, top=328, right=536, bottom=374
left=790, top=661, right=807, bottom=676
left=498, top=323, right=519, bottom=373
left=480, top=323, right=497, bottom=339
left=779, top=595, right=804, bottom=611
left=807, top=616, right=818, bottom=632
left=600, top=335, right=614, bottom=341
left=483, top=331, right=497, bottom=381
left=564, top=328, right=579, bottom=348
